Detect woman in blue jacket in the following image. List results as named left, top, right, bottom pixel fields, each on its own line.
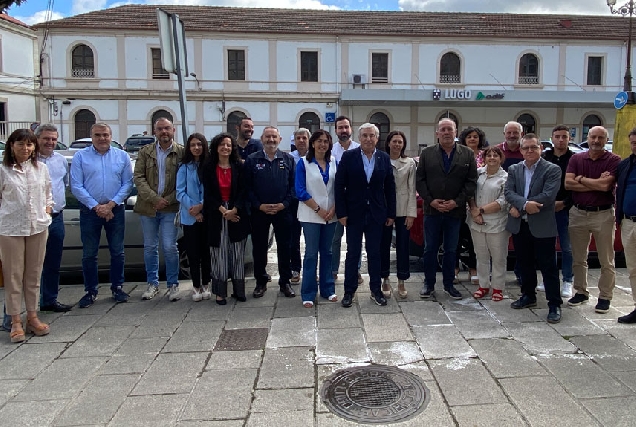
left=176, top=133, right=211, bottom=302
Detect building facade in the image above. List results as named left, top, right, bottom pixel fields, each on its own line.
left=35, top=6, right=627, bottom=152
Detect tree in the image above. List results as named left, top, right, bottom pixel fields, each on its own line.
left=0, top=0, right=27, bottom=14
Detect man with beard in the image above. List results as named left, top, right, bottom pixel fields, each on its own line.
left=289, top=128, right=311, bottom=284
left=245, top=126, right=296, bottom=298
left=565, top=126, right=620, bottom=314
left=330, top=115, right=363, bottom=283
left=497, top=121, right=524, bottom=171
left=134, top=117, right=185, bottom=302
left=236, top=117, right=263, bottom=161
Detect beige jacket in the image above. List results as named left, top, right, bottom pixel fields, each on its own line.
left=133, top=142, right=185, bottom=217
left=392, top=156, right=417, bottom=218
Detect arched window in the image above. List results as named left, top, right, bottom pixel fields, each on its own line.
left=437, top=111, right=460, bottom=131
left=151, top=110, right=174, bottom=134
left=519, top=54, right=539, bottom=85
left=440, top=52, right=461, bottom=84
left=299, top=112, right=321, bottom=133
left=369, top=112, right=390, bottom=144
left=74, top=109, right=96, bottom=139
left=582, top=114, right=602, bottom=142
left=227, top=111, right=247, bottom=139
left=517, top=113, right=536, bottom=135
left=72, top=44, right=95, bottom=78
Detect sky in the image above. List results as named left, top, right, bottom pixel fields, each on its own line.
left=9, top=0, right=616, bottom=26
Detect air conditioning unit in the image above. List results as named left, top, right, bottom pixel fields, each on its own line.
left=351, top=74, right=367, bottom=84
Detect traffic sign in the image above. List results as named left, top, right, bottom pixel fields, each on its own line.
left=325, top=112, right=336, bottom=123
left=615, top=91, right=628, bottom=110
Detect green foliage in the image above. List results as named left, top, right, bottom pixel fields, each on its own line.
left=0, top=0, right=26, bottom=14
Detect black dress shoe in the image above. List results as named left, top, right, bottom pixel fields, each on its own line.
left=618, top=308, right=636, bottom=324
left=370, top=292, right=387, bottom=306
left=40, top=301, right=73, bottom=312
left=280, top=283, right=296, bottom=298
left=510, top=294, right=537, bottom=309
left=231, top=294, right=247, bottom=302
left=253, top=286, right=267, bottom=298
left=341, top=293, right=354, bottom=308
left=547, top=306, right=562, bottom=323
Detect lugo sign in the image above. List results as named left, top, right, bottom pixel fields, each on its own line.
left=443, top=89, right=471, bottom=99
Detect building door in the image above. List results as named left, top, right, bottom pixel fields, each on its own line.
left=299, top=112, right=320, bottom=133
left=227, top=111, right=247, bottom=139
left=74, top=109, right=96, bottom=139
left=517, top=113, right=536, bottom=135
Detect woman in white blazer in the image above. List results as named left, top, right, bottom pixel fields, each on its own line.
left=380, top=130, right=417, bottom=298
left=295, top=130, right=338, bottom=308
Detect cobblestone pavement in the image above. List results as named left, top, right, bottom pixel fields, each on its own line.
left=1, top=262, right=635, bottom=426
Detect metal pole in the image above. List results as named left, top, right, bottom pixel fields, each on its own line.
left=172, top=14, right=189, bottom=144
left=627, top=0, right=635, bottom=103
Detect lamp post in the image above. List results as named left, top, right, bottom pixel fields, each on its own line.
left=608, top=0, right=635, bottom=103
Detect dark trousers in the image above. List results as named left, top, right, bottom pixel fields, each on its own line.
left=40, top=211, right=65, bottom=306
left=380, top=217, right=410, bottom=280
left=252, top=208, right=292, bottom=287
left=512, top=221, right=562, bottom=308
left=423, top=214, right=461, bottom=289
left=456, top=221, right=476, bottom=270
left=183, top=222, right=210, bottom=289
left=344, top=210, right=382, bottom=295
left=289, top=199, right=302, bottom=272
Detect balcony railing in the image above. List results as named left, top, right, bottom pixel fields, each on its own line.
left=0, top=121, right=38, bottom=141
left=518, top=75, right=539, bottom=85
left=439, top=74, right=461, bottom=84
left=72, top=68, right=95, bottom=78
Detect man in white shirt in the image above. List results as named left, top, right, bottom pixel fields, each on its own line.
left=330, top=116, right=362, bottom=283
left=289, top=128, right=310, bottom=284
left=36, top=124, right=73, bottom=312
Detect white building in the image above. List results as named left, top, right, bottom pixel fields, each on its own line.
left=35, top=6, right=628, bottom=152
left=0, top=14, right=38, bottom=140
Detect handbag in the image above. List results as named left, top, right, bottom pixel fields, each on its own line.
left=174, top=210, right=181, bottom=228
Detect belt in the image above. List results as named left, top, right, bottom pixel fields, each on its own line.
left=623, top=214, right=636, bottom=222
left=574, top=204, right=612, bottom=212
left=51, top=210, right=63, bottom=218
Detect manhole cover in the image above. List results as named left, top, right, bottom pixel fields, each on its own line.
left=321, top=365, right=430, bottom=424
left=214, top=328, right=268, bottom=351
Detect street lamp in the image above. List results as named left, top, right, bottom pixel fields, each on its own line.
left=608, top=0, right=635, bottom=103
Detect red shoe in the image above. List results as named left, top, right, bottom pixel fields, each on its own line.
left=473, top=287, right=490, bottom=299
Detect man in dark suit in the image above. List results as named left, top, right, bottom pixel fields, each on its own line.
left=416, top=118, right=477, bottom=300
left=505, top=133, right=563, bottom=323
left=335, top=123, right=396, bottom=307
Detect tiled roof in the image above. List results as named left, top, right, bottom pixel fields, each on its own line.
left=34, top=5, right=630, bottom=41
left=0, top=13, right=31, bottom=29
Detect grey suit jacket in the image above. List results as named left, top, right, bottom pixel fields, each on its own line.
left=504, top=158, right=561, bottom=238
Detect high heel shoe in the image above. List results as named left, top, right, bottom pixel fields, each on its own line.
left=382, top=278, right=392, bottom=298
left=10, top=320, right=25, bottom=343
left=397, top=280, right=408, bottom=299
left=25, top=317, right=50, bottom=337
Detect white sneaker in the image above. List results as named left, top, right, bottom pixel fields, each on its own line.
left=536, top=282, right=545, bottom=292
left=142, top=284, right=159, bottom=300
left=192, top=287, right=202, bottom=302
left=561, top=281, right=573, bottom=299
left=201, top=284, right=212, bottom=300
left=169, top=285, right=181, bottom=302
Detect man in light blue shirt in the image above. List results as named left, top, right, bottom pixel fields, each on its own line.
left=70, top=123, right=133, bottom=308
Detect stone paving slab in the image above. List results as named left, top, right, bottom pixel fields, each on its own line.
left=537, top=354, right=633, bottom=398
left=316, top=328, right=369, bottom=364
left=504, top=322, right=578, bottom=354
left=182, top=369, right=257, bottom=420
left=251, top=388, right=313, bottom=412
left=247, top=410, right=315, bottom=427
left=62, top=325, right=135, bottom=357
left=362, top=313, right=414, bottom=342
left=266, top=317, right=316, bottom=348
left=257, top=347, right=315, bottom=389
left=0, top=380, right=28, bottom=406
left=412, top=325, right=477, bottom=359
left=184, top=301, right=233, bottom=322
left=368, top=341, right=425, bottom=366
left=0, top=342, right=66, bottom=379
left=500, top=376, right=598, bottom=427
left=469, top=338, right=548, bottom=379
left=206, top=350, right=263, bottom=371
left=452, top=403, right=528, bottom=426
left=446, top=310, right=510, bottom=339
left=162, top=320, right=224, bottom=353
left=226, top=306, right=274, bottom=330
left=479, top=299, right=542, bottom=323
left=37, top=314, right=101, bottom=342
left=569, top=334, right=636, bottom=372
left=53, top=374, right=139, bottom=426
left=429, top=358, right=506, bottom=406
left=316, top=302, right=362, bottom=329
left=131, top=352, right=207, bottom=396
left=110, top=394, right=189, bottom=427
left=0, top=399, right=69, bottom=427
left=581, top=396, right=636, bottom=427
left=400, top=301, right=451, bottom=326
left=99, top=336, right=168, bottom=375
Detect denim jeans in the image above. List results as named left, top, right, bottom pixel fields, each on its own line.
left=301, top=221, right=337, bottom=301
left=40, top=212, right=65, bottom=306
left=80, top=204, right=125, bottom=293
left=380, top=217, right=410, bottom=280
left=423, top=214, right=461, bottom=289
left=555, top=209, right=573, bottom=283
left=139, top=211, right=180, bottom=287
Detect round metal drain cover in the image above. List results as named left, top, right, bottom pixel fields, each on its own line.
left=321, top=365, right=430, bottom=424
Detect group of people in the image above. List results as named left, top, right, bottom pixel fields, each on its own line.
left=2, top=115, right=636, bottom=342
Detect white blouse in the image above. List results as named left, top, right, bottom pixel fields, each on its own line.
left=468, top=166, right=509, bottom=234
left=0, top=161, right=52, bottom=236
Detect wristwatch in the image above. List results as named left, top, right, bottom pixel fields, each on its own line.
left=314, top=206, right=321, bottom=213
left=479, top=207, right=485, bottom=214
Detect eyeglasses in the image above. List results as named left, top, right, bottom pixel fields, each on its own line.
left=520, top=146, right=541, bottom=152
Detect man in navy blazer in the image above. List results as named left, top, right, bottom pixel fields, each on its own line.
left=335, top=123, right=396, bottom=307
left=505, top=133, right=563, bottom=323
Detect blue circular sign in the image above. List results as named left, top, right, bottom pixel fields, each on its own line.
left=615, top=91, right=629, bottom=110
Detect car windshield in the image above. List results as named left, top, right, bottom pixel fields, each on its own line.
left=125, top=137, right=155, bottom=151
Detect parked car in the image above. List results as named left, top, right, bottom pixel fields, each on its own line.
left=124, top=135, right=155, bottom=158
left=69, top=138, right=123, bottom=150
left=61, top=158, right=260, bottom=278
